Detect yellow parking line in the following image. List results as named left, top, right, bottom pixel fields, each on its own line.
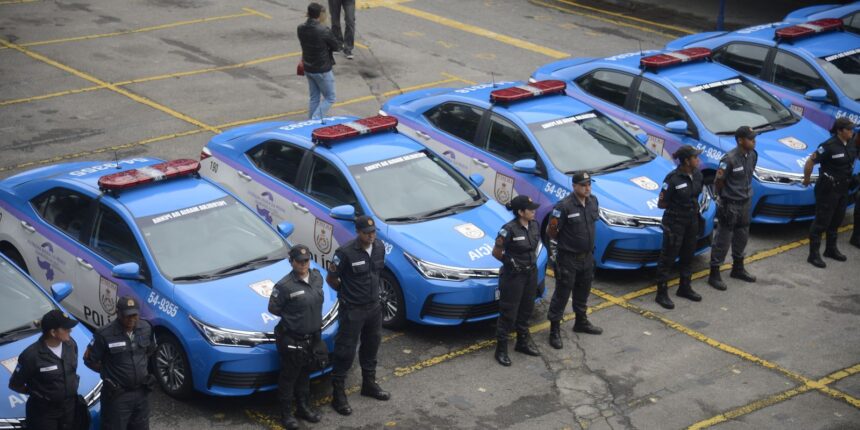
left=440, top=72, right=476, bottom=85
left=689, top=363, right=860, bottom=429
left=0, top=0, right=38, bottom=4
left=529, top=0, right=681, bottom=39
left=241, top=7, right=271, bottom=20
left=0, top=84, right=106, bottom=107
left=383, top=3, right=569, bottom=59
left=555, top=0, right=694, bottom=34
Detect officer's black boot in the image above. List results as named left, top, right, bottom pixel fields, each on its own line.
left=573, top=313, right=603, bottom=335
left=807, top=235, right=826, bottom=268
left=707, top=265, right=727, bottom=291
left=655, top=282, right=675, bottom=310
left=360, top=372, right=391, bottom=401
left=548, top=321, right=563, bottom=350
left=730, top=259, right=756, bottom=282
left=331, top=380, right=353, bottom=416
left=281, top=409, right=300, bottom=430
left=495, top=338, right=512, bottom=366
left=514, top=333, right=541, bottom=356
left=676, top=276, right=702, bottom=302
left=850, top=231, right=860, bottom=249
left=823, top=234, right=847, bottom=261
left=295, top=396, right=322, bottom=423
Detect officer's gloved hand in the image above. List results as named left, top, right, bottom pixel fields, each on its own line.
left=548, top=240, right=558, bottom=271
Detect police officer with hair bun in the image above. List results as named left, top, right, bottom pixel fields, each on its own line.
left=803, top=116, right=859, bottom=267
left=9, top=309, right=81, bottom=430
left=492, top=195, right=542, bottom=366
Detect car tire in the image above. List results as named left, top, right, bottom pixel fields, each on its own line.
left=153, top=331, right=194, bottom=399
left=0, top=244, right=28, bottom=274
left=379, top=270, right=406, bottom=329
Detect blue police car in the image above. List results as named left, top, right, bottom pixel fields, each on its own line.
left=666, top=18, right=860, bottom=132
left=785, top=2, right=860, bottom=34
left=0, top=253, right=101, bottom=429
left=200, top=115, right=547, bottom=328
left=532, top=48, right=832, bottom=223
left=0, top=158, right=339, bottom=398
left=380, top=80, right=715, bottom=270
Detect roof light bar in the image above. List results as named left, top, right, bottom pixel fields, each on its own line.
left=640, top=47, right=711, bottom=69
left=98, top=159, right=200, bottom=191
left=775, top=18, right=843, bottom=41
left=490, top=80, right=566, bottom=103
left=311, top=115, right=398, bottom=143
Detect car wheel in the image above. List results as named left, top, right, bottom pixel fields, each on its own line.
left=379, top=270, right=406, bottom=329
left=0, top=244, right=28, bottom=274
left=153, top=332, right=193, bottom=399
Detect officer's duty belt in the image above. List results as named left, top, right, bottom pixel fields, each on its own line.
left=720, top=197, right=748, bottom=205
left=559, top=250, right=590, bottom=260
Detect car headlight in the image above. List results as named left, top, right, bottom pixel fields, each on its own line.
left=84, top=380, right=102, bottom=407
left=322, top=300, right=339, bottom=331
left=699, top=187, right=712, bottom=214
left=190, top=316, right=274, bottom=348
left=753, top=166, right=816, bottom=185
left=599, top=207, right=662, bottom=228
left=404, top=252, right=499, bottom=281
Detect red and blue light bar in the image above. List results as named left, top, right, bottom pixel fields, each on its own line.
left=312, top=115, right=398, bottom=144
left=490, top=80, right=566, bottom=103
left=98, top=159, right=200, bottom=191
left=775, top=18, right=843, bottom=41
left=640, top=48, right=711, bottom=69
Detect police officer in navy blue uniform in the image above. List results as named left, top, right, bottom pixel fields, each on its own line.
left=492, top=195, right=542, bottom=366
left=326, top=215, right=390, bottom=416
left=803, top=117, right=859, bottom=267
left=85, top=296, right=156, bottom=430
left=655, top=145, right=705, bottom=310
left=269, top=245, right=324, bottom=430
left=546, top=172, right=602, bottom=350
left=708, top=126, right=758, bottom=291
left=9, top=310, right=80, bottom=430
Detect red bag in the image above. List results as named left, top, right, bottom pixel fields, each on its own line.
left=297, top=60, right=305, bottom=76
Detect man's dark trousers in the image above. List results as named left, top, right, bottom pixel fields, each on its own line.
left=328, top=0, right=355, bottom=53
left=331, top=301, right=382, bottom=381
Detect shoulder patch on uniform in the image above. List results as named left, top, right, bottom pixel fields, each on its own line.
left=719, top=161, right=727, bottom=170
left=817, top=146, right=825, bottom=154
left=332, top=254, right=341, bottom=266
left=271, top=288, right=279, bottom=298
left=551, top=209, right=561, bottom=218
left=662, top=182, right=669, bottom=190
left=498, top=228, right=508, bottom=238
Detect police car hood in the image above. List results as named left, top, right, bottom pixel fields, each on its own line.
left=0, top=327, right=101, bottom=418
left=171, top=259, right=337, bottom=333
left=591, top=156, right=674, bottom=218
left=384, top=200, right=509, bottom=268
left=716, top=120, right=828, bottom=173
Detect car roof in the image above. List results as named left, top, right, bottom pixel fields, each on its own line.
left=723, top=22, right=860, bottom=59
left=587, top=51, right=742, bottom=90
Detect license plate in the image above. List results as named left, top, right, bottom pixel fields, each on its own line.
left=494, top=288, right=500, bottom=301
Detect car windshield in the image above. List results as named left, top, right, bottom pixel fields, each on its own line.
left=349, top=151, right=482, bottom=222
left=682, top=78, right=795, bottom=134
left=136, top=196, right=287, bottom=281
left=0, top=259, right=56, bottom=342
left=818, top=50, right=860, bottom=100
left=528, top=112, right=651, bottom=174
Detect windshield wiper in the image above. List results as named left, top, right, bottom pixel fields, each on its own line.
left=385, top=216, right=421, bottom=222
left=771, top=115, right=799, bottom=127
left=589, top=158, right=638, bottom=174
left=214, top=255, right=281, bottom=276
left=0, top=322, right=39, bottom=341
left=172, top=273, right=219, bottom=282
left=419, top=201, right=470, bottom=219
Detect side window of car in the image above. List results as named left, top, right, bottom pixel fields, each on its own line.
left=30, top=188, right=93, bottom=241
left=575, top=70, right=635, bottom=107
left=845, top=13, right=860, bottom=34
left=634, top=80, right=686, bottom=126
left=305, top=156, right=361, bottom=211
left=713, top=43, right=769, bottom=77
left=423, top=102, right=485, bottom=143
left=91, top=205, right=146, bottom=269
left=248, top=140, right=307, bottom=187
left=772, top=51, right=827, bottom=95
left=485, top=114, right=537, bottom=163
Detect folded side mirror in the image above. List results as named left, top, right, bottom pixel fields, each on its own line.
left=51, top=282, right=73, bottom=302
left=664, top=120, right=689, bottom=135
left=469, top=173, right=485, bottom=187
left=330, top=205, right=356, bottom=221
left=112, top=262, right=144, bottom=281
left=277, top=222, right=295, bottom=239
left=804, top=88, right=828, bottom=102
left=513, top=159, right=538, bottom=174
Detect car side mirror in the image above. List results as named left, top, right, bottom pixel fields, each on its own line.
left=635, top=133, right=648, bottom=144
left=51, top=282, right=73, bottom=302
left=804, top=88, right=828, bottom=102
left=469, top=173, right=485, bottom=187
left=277, top=222, right=295, bottom=238
left=780, top=98, right=793, bottom=109
left=664, top=120, right=689, bottom=135
left=330, top=204, right=356, bottom=221
left=513, top=159, right=538, bottom=174
left=112, top=262, right=144, bottom=281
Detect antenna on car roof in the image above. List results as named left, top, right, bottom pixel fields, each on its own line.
left=114, top=151, right=121, bottom=169
left=638, top=39, right=643, bottom=56
left=491, top=72, right=497, bottom=88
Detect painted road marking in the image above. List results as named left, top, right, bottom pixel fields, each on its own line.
left=530, top=0, right=683, bottom=39
left=555, top=0, right=694, bottom=34
left=0, top=0, right=38, bottom=4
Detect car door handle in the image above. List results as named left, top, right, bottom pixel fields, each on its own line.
left=76, top=257, right=93, bottom=270
left=292, top=202, right=309, bottom=213
left=237, top=171, right=252, bottom=182
left=415, top=130, right=431, bottom=140
left=20, top=221, right=36, bottom=233
left=472, top=158, right=489, bottom=168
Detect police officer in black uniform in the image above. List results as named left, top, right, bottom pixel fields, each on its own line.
left=492, top=195, right=542, bottom=366
left=9, top=310, right=80, bottom=430
left=655, top=145, right=705, bottom=310
left=326, top=215, right=390, bottom=416
left=803, top=117, right=859, bottom=267
left=546, top=172, right=602, bottom=350
left=708, top=126, right=758, bottom=290
left=85, top=296, right=156, bottom=430
left=269, top=245, right=324, bottom=429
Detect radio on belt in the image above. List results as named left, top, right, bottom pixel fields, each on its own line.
left=775, top=18, right=843, bottom=41
left=98, top=159, right=201, bottom=191
left=311, top=115, right=399, bottom=145
left=490, top=80, right=566, bottom=103
left=640, top=47, right=711, bottom=69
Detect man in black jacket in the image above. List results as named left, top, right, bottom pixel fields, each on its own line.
left=298, top=2, right=340, bottom=120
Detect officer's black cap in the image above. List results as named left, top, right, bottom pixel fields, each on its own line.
left=116, top=296, right=140, bottom=318
left=355, top=215, right=377, bottom=233
left=40, top=309, right=77, bottom=333
left=289, top=244, right=312, bottom=262
left=571, top=171, right=594, bottom=186
left=508, top=195, right=540, bottom=212
left=832, top=117, right=854, bottom=133
left=735, top=126, right=756, bottom=140
left=672, top=145, right=703, bottom=162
